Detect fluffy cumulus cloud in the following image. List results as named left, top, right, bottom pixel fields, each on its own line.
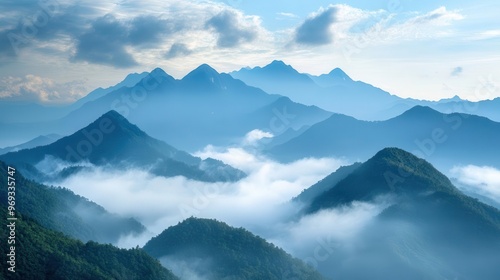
left=451, top=165, right=500, bottom=203
left=0, top=74, right=87, bottom=103
left=205, top=10, right=259, bottom=48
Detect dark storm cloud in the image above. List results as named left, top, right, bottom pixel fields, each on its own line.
left=295, top=6, right=337, bottom=45
left=205, top=10, right=257, bottom=48
left=165, top=43, right=192, bottom=59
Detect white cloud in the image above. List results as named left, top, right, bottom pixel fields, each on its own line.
left=451, top=165, right=500, bottom=203
left=269, top=201, right=389, bottom=257
left=53, top=146, right=347, bottom=248
left=0, top=74, right=87, bottom=103
left=277, top=12, right=299, bottom=19
left=242, top=129, right=273, bottom=146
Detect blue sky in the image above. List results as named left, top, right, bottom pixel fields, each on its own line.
left=0, top=0, right=499, bottom=103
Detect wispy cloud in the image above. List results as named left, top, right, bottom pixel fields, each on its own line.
left=451, top=165, right=500, bottom=203
left=277, top=12, right=299, bottom=19
left=451, top=66, right=463, bottom=77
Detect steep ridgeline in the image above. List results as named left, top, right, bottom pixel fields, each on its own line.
left=0, top=161, right=145, bottom=244
left=0, top=207, right=178, bottom=280
left=0, top=110, right=245, bottom=182
left=293, top=162, right=362, bottom=205
left=304, top=148, right=500, bottom=280
left=143, top=218, right=325, bottom=280
left=268, top=106, right=500, bottom=171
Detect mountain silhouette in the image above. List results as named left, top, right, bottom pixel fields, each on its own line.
left=230, top=61, right=405, bottom=120
left=0, top=111, right=245, bottom=182
left=51, top=65, right=330, bottom=151
left=143, top=217, right=325, bottom=280
left=303, top=148, right=500, bottom=279
left=0, top=134, right=60, bottom=155
left=268, top=106, right=500, bottom=171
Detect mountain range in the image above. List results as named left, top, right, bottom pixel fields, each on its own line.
left=0, top=110, right=245, bottom=182
left=230, top=60, right=500, bottom=122
left=0, top=61, right=498, bottom=279
left=268, top=105, right=500, bottom=172
left=0, top=64, right=331, bottom=152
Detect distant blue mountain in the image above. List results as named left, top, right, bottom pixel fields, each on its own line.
left=0, top=134, right=60, bottom=155
left=230, top=60, right=409, bottom=120
left=0, top=111, right=246, bottom=182
left=231, top=61, right=500, bottom=122
left=308, top=67, right=353, bottom=87
left=69, top=71, right=149, bottom=110
left=268, top=106, right=500, bottom=172
left=36, top=64, right=331, bottom=152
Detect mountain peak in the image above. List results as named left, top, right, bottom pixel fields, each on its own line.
left=328, top=68, right=352, bottom=81
left=96, top=110, right=139, bottom=131
left=438, top=95, right=463, bottom=103
left=100, top=110, right=124, bottom=121
left=264, top=60, right=294, bottom=71
left=309, top=147, right=458, bottom=212
left=400, top=105, right=441, bottom=117
left=150, top=67, right=168, bottom=77
left=192, top=64, right=219, bottom=75
left=182, top=64, right=221, bottom=84
left=270, top=60, right=287, bottom=66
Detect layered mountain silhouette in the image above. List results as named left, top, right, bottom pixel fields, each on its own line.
left=269, top=106, right=500, bottom=171
left=0, top=64, right=331, bottom=152
left=231, top=60, right=500, bottom=122
left=0, top=161, right=145, bottom=244
left=143, top=217, right=325, bottom=280
left=0, top=134, right=60, bottom=155
left=0, top=111, right=245, bottom=182
left=230, top=60, right=408, bottom=120
left=300, top=148, right=500, bottom=279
